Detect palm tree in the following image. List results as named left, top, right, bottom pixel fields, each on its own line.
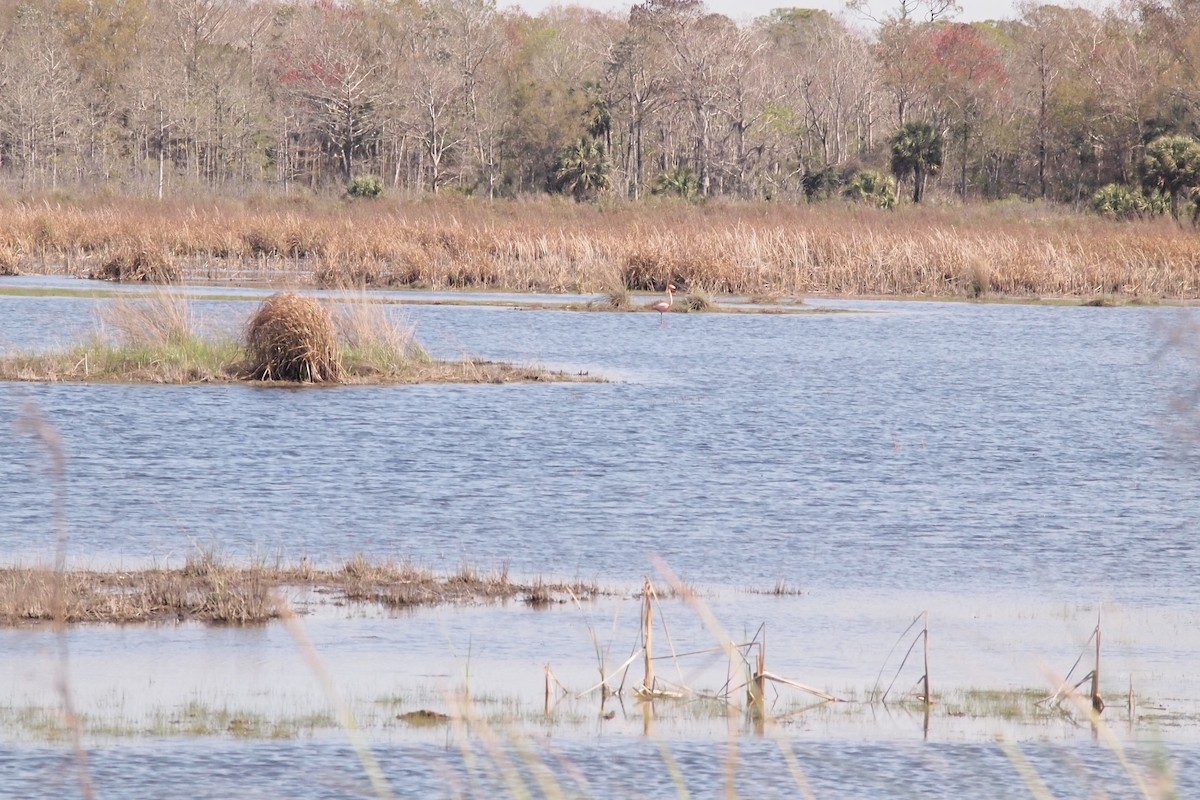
left=652, top=166, right=700, bottom=199
left=1142, top=135, right=1200, bottom=221
left=553, top=137, right=611, bottom=202
left=890, top=121, right=943, bottom=204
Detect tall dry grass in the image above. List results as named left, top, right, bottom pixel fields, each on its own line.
left=332, top=293, right=429, bottom=376
left=4, top=195, right=1200, bottom=298
left=100, top=291, right=197, bottom=348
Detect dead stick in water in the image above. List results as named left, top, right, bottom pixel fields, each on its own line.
left=759, top=672, right=840, bottom=702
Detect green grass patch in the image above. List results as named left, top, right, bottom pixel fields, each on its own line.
left=0, top=291, right=598, bottom=386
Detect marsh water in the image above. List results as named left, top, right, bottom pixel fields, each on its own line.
left=3, top=276, right=1200, bottom=797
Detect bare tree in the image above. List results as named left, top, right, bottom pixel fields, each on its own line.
left=0, top=4, right=80, bottom=189
left=275, top=4, right=385, bottom=185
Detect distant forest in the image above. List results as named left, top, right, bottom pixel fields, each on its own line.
left=1, top=0, right=1199, bottom=205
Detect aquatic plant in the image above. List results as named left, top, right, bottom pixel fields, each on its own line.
left=0, top=556, right=605, bottom=625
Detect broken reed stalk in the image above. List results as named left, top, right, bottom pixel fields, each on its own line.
left=280, top=606, right=392, bottom=798
left=878, top=612, right=927, bottom=703
left=748, top=627, right=767, bottom=714
left=923, top=610, right=931, bottom=705
left=1091, top=608, right=1104, bottom=714
left=543, top=664, right=572, bottom=714
left=642, top=578, right=654, bottom=694
left=17, top=405, right=95, bottom=800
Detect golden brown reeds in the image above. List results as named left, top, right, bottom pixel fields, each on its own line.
left=0, top=241, right=23, bottom=275
left=245, top=292, right=341, bottom=382
left=7, top=195, right=1200, bottom=299
left=91, top=239, right=179, bottom=283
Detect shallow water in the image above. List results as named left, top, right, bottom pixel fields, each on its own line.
left=3, top=278, right=1200, bottom=795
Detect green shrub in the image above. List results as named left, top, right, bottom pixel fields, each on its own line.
left=347, top=176, right=384, bottom=199
left=1090, top=184, right=1163, bottom=219
left=801, top=165, right=840, bottom=201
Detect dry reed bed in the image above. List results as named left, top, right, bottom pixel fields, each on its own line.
left=2, top=197, right=1198, bottom=298
left=0, top=556, right=603, bottom=625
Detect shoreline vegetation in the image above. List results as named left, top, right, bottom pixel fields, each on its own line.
left=0, top=554, right=605, bottom=625
left=0, top=289, right=594, bottom=385
left=0, top=198, right=1198, bottom=304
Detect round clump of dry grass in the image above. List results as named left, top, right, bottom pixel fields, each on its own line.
left=246, top=292, right=341, bottom=382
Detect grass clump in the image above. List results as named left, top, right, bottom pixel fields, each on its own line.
left=103, top=292, right=197, bottom=348
left=681, top=289, right=714, bottom=312
left=246, top=292, right=341, bottom=382
left=1, top=292, right=242, bottom=382
left=588, top=285, right=632, bottom=311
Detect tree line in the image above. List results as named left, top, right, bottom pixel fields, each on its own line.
left=1, top=0, right=1199, bottom=210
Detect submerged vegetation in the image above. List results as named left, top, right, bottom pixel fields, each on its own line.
left=0, top=290, right=591, bottom=385
left=0, top=553, right=603, bottom=625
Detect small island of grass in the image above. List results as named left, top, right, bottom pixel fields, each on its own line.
left=0, top=291, right=594, bottom=386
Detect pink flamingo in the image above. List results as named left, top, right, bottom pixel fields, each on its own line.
left=649, top=283, right=676, bottom=324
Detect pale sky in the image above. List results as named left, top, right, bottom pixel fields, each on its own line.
left=502, top=0, right=1112, bottom=25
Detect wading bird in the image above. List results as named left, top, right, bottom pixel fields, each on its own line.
left=649, top=283, right=676, bottom=324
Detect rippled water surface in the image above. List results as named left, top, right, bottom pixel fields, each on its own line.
left=3, top=286, right=1196, bottom=599
left=7, top=739, right=1200, bottom=799
left=3, top=279, right=1200, bottom=797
